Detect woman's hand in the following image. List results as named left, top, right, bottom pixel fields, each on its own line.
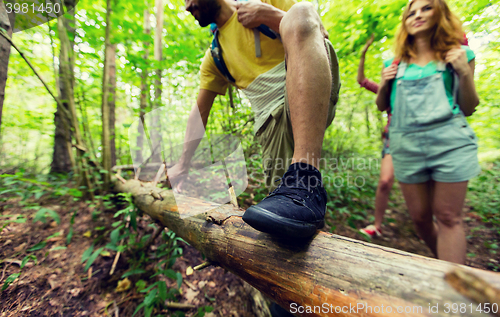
left=445, top=48, right=470, bottom=77
left=380, top=64, right=398, bottom=87
left=376, top=64, right=397, bottom=111
left=362, top=34, right=375, bottom=54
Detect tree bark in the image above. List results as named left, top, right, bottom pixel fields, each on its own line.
left=114, top=179, right=500, bottom=317
left=136, top=8, right=151, bottom=164
left=150, top=0, right=163, bottom=163
left=57, top=14, right=93, bottom=198
left=365, top=103, right=370, bottom=137
left=101, top=0, right=113, bottom=189
left=0, top=1, right=14, bottom=138
left=50, top=0, right=76, bottom=174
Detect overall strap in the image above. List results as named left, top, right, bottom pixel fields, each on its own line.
left=437, top=61, right=460, bottom=111
left=436, top=61, right=446, bottom=72
left=396, top=61, right=407, bottom=79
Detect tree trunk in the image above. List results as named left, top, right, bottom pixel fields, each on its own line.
left=0, top=2, right=14, bottom=138
left=365, top=103, right=370, bottom=137
left=136, top=8, right=151, bottom=164
left=50, top=0, right=76, bottom=174
left=57, top=14, right=93, bottom=198
left=101, top=0, right=113, bottom=189
left=114, top=179, right=500, bottom=317
left=150, top=0, right=163, bottom=163
left=108, top=44, right=117, bottom=167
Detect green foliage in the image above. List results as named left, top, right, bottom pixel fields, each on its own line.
left=31, top=207, right=61, bottom=225
left=79, top=192, right=188, bottom=315
left=320, top=155, right=379, bottom=230
left=0, top=215, right=27, bottom=234
left=0, top=172, right=51, bottom=205
left=1, top=273, right=20, bottom=291
left=1, top=255, right=37, bottom=291
left=468, top=161, right=500, bottom=228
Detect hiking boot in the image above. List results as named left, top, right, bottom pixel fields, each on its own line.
left=242, top=162, right=327, bottom=238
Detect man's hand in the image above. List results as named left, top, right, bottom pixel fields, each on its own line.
left=167, top=163, right=189, bottom=193
left=236, top=1, right=265, bottom=29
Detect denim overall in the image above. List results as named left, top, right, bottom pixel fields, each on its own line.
left=389, top=61, right=480, bottom=184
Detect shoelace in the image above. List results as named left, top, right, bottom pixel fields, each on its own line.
left=267, top=174, right=323, bottom=206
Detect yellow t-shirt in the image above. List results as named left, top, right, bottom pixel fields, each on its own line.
left=199, top=0, right=296, bottom=94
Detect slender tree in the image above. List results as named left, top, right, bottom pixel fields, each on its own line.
left=150, top=0, right=163, bottom=163
left=136, top=6, right=151, bottom=164
left=101, top=0, right=113, bottom=189
left=0, top=1, right=14, bottom=137
left=57, top=6, right=93, bottom=197
left=108, top=43, right=117, bottom=167
left=51, top=0, right=76, bottom=174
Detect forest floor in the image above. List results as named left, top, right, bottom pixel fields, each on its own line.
left=0, top=182, right=499, bottom=317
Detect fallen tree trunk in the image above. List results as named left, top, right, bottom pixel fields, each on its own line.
left=114, top=179, right=500, bottom=317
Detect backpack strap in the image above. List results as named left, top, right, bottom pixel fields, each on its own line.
left=386, top=58, right=401, bottom=115
left=254, top=25, right=279, bottom=57
left=209, top=23, right=279, bottom=82
left=442, top=62, right=460, bottom=113
left=211, top=26, right=236, bottom=83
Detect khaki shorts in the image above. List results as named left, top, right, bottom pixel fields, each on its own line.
left=255, top=39, right=340, bottom=192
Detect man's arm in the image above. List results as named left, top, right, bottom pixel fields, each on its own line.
left=235, top=1, right=285, bottom=34
left=167, top=89, right=217, bottom=191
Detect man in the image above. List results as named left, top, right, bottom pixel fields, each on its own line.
left=168, top=0, right=340, bottom=239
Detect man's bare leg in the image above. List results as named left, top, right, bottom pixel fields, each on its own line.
left=242, top=3, right=334, bottom=239
left=280, top=2, right=332, bottom=169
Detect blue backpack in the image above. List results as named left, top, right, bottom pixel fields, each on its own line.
left=210, top=23, right=279, bottom=83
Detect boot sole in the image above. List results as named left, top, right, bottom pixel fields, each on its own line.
left=242, top=206, right=324, bottom=238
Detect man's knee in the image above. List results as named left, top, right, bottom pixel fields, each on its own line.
left=280, top=2, right=321, bottom=42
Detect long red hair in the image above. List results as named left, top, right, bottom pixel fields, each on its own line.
left=394, top=0, right=464, bottom=62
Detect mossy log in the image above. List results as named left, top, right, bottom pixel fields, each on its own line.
left=114, top=179, right=500, bottom=317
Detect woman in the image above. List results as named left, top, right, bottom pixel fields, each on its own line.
left=357, top=34, right=394, bottom=238
left=376, top=0, right=480, bottom=264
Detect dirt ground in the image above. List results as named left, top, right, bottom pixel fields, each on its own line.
left=0, top=184, right=498, bottom=316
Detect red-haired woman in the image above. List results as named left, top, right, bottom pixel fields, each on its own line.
left=376, top=0, right=480, bottom=264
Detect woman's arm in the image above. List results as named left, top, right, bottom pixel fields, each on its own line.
left=376, top=64, right=398, bottom=111
left=456, top=60, right=479, bottom=116
left=446, top=48, right=479, bottom=116
left=357, top=34, right=374, bottom=84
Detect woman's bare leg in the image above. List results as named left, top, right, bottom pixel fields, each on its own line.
left=374, top=154, right=394, bottom=230
left=432, top=181, right=468, bottom=264
left=400, top=181, right=438, bottom=257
